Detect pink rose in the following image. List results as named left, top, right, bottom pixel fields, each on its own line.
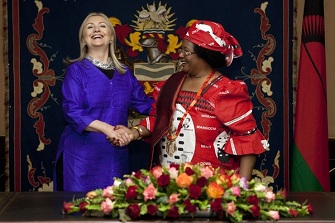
left=226, top=201, right=236, bottom=217
left=151, top=166, right=163, bottom=178
left=269, top=210, right=280, bottom=220
left=231, top=186, right=241, bottom=197
left=169, top=193, right=180, bottom=204
left=102, top=186, right=114, bottom=199
left=101, top=198, right=114, bottom=214
left=143, top=183, right=157, bottom=201
left=125, top=178, right=133, bottom=186
left=200, top=166, right=214, bottom=179
left=265, top=191, right=276, bottom=202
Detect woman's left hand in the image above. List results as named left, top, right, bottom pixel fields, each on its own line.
left=107, top=125, right=134, bottom=146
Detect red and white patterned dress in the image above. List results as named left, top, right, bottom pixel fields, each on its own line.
left=140, top=74, right=269, bottom=170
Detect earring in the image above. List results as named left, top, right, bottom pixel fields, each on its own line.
left=225, top=51, right=234, bottom=67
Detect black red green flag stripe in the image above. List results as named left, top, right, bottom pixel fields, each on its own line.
left=290, top=0, right=330, bottom=192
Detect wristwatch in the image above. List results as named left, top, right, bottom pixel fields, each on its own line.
left=132, top=126, right=144, bottom=140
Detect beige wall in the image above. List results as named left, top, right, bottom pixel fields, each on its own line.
left=0, top=1, right=334, bottom=138
left=324, top=0, right=335, bottom=139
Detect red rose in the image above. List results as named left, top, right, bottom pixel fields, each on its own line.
left=277, top=188, right=288, bottom=199
left=147, top=204, right=158, bottom=216
left=62, top=201, right=74, bottom=214
left=127, top=203, right=141, bottom=219
left=247, top=195, right=259, bottom=205
left=79, top=201, right=89, bottom=213
left=210, top=198, right=223, bottom=214
left=157, top=174, right=170, bottom=187
left=289, top=208, right=298, bottom=217
left=189, top=184, right=202, bottom=199
left=250, top=205, right=260, bottom=217
left=170, top=163, right=180, bottom=170
left=167, top=206, right=179, bottom=218
left=134, top=170, right=142, bottom=179
left=307, top=204, right=313, bottom=214
left=184, top=199, right=197, bottom=213
left=185, top=167, right=195, bottom=175
left=126, top=185, right=138, bottom=200
left=196, top=176, right=207, bottom=187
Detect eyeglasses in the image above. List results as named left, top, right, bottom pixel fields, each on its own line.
left=177, top=48, right=195, bottom=56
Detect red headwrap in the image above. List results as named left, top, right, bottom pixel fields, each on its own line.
left=184, top=20, right=243, bottom=66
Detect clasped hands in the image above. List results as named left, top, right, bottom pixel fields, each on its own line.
left=106, top=125, right=136, bottom=147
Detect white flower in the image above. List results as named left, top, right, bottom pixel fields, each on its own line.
left=254, top=183, right=267, bottom=192
left=113, top=179, right=122, bottom=187
left=168, top=167, right=179, bottom=179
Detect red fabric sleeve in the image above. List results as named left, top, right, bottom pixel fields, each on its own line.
left=215, top=80, right=269, bottom=155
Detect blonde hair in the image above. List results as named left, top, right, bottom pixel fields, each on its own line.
left=64, top=12, right=126, bottom=74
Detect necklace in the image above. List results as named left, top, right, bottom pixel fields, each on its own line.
left=85, top=56, right=115, bottom=70
left=166, top=69, right=216, bottom=140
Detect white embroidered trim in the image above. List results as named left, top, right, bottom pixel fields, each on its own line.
left=224, top=110, right=252, bottom=126
left=229, top=138, right=237, bottom=155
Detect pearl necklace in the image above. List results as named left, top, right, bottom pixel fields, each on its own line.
left=85, top=56, right=115, bottom=70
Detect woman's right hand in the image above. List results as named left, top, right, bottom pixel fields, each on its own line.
left=107, top=125, right=137, bottom=146
left=85, top=120, right=131, bottom=146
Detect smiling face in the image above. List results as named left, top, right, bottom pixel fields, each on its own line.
left=178, top=39, right=203, bottom=74
left=82, top=15, right=113, bottom=52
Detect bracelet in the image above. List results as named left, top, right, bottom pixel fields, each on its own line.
left=232, top=127, right=258, bottom=136
left=132, top=126, right=144, bottom=140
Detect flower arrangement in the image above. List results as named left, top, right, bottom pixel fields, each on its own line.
left=63, top=163, right=312, bottom=223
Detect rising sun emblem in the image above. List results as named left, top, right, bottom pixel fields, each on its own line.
left=132, top=1, right=176, bottom=33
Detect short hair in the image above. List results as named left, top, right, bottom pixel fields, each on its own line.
left=193, top=45, right=227, bottom=68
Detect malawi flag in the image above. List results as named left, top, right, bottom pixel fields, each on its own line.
left=290, top=0, right=330, bottom=192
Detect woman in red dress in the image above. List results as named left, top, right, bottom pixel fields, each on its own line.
left=114, top=20, right=269, bottom=181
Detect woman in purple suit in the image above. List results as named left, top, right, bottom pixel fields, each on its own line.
left=54, top=12, right=153, bottom=191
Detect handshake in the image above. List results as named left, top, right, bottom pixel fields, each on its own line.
left=106, top=125, right=147, bottom=147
